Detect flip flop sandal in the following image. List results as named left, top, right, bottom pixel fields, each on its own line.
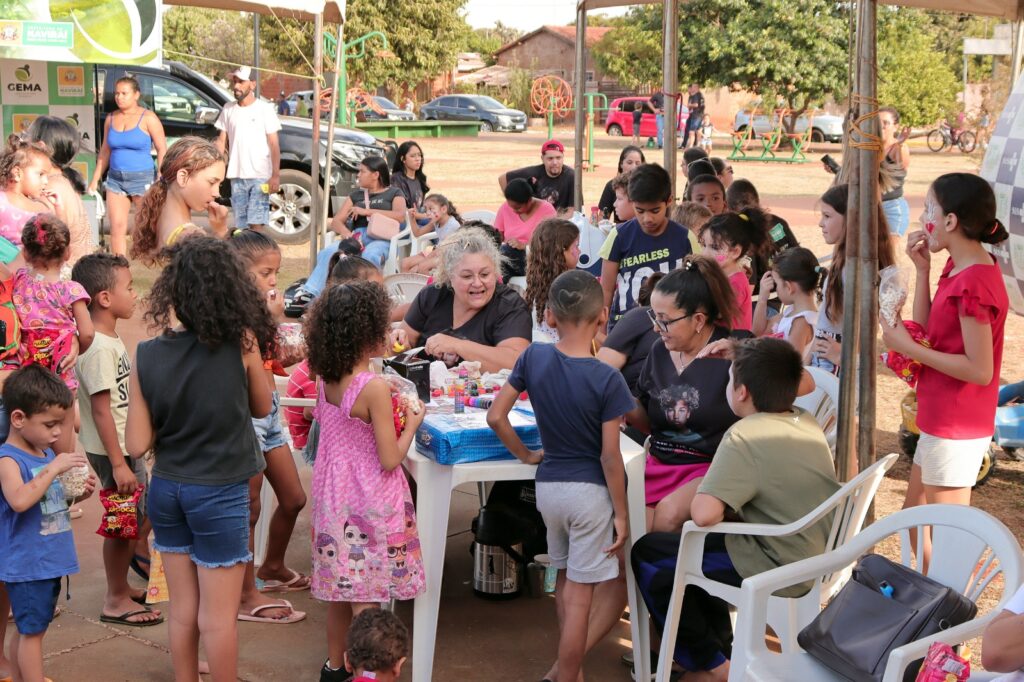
left=237, top=599, right=306, bottom=624
left=129, top=554, right=151, bottom=581
left=259, top=569, right=311, bottom=593
left=131, top=592, right=148, bottom=606
left=100, top=608, right=165, bottom=627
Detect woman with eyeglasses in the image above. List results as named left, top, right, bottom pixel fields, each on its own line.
left=623, top=256, right=748, bottom=533
left=879, top=106, right=911, bottom=237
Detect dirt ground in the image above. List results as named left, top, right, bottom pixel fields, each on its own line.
left=54, top=128, right=1021, bottom=681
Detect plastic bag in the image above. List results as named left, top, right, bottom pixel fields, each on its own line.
left=275, top=323, right=306, bottom=368
left=878, top=265, right=908, bottom=326
left=58, top=464, right=90, bottom=499
left=914, top=642, right=970, bottom=681
left=96, top=486, right=144, bottom=539
left=881, top=320, right=931, bottom=387
left=382, top=367, right=422, bottom=437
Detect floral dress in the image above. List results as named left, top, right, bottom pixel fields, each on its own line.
left=310, top=371, right=425, bottom=603
left=12, top=268, right=89, bottom=389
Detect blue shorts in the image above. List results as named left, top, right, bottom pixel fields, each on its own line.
left=148, top=476, right=251, bottom=568
left=252, top=391, right=288, bottom=453
left=882, top=196, right=910, bottom=236
left=6, top=577, right=61, bottom=635
left=231, top=177, right=271, bottom=228
left=105, top=168, right=155, bottom=197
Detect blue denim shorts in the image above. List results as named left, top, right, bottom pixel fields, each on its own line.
left=252, top=390, right=288, bottom=453
left=105, top=168, right=155, bottom=197
left=6, top=577, right=61, bottom=635
left=148, top=476, right=251, bottom=568
left=230, top=177, right=271, bottom=228
left=882, top=196, right=910, bottom=237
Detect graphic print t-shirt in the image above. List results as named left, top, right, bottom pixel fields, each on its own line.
left=505, top=164, right=576, bottom=211
left=607, top=218, right=692, bottom=328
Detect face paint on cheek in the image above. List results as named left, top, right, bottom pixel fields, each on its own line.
left=925, top=222, right=936, bottom=235
left=714, top=253, right=727, bottom=263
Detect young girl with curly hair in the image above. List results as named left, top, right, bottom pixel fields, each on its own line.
left=0, top=135, right=55, bottom=254
left=14, top=214, right=94, bottom=454
left=130, top=136, right=229, bottom=264
left=227, top=230, right=308, bottom=624
left=125, top=237, right=275, bottom=682
left=524, top=218, right=580, bottom=343
left=303, top=281, right=425, bottom=682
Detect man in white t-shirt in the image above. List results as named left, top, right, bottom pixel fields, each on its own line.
left=215, top=65, right=282, bottom=231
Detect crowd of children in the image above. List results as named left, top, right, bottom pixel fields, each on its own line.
left=0, top=125, right=1014, bottom=682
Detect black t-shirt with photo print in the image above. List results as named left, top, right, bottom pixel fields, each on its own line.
left=506, top=164, right=576, bottom=211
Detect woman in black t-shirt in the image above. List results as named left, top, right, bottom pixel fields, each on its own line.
left=598, top=146, right=645, bottom=220
left=625, top=256, right=743, bottom=533
left=599, top=271, right=663, bottom=393
left=394, top=227, right=531, bottom=372
left=328, top=156, right=407, bottom=268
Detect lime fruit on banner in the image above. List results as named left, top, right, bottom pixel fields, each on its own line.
left=14, top=64, right=30, bottom=81
left=48, top=0, right=159, bottom=65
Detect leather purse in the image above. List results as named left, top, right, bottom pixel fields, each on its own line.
left=796, top=553, right=977, bottom=682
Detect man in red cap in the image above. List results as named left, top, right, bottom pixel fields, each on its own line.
left=498, top=139, right=577, bottom=211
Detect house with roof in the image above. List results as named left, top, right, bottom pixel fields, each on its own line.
left=494, top=25, right=617, bottom=92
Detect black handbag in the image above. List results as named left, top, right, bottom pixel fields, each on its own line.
left=796, top=553, right=977, bottom=682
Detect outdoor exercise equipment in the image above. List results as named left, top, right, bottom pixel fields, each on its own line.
left=345, top=87, right=387, bottom=120
left=730, top=105, right=815, bottom=163
left=529, top=75, right=608, bottom=172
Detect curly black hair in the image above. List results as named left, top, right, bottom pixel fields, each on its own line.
left=346, top=609, right=409, bottom=674
left=22, top=213, right=70, bottom=265
left=144, top=236, right=276, bottom=354
left=304, top=281, right=389, bottom=382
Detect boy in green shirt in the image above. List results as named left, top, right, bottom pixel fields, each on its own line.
left=631, top=337, right=839, bottom=681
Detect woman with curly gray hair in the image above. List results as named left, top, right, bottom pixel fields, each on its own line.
left=394, top=227, right=531, bottom=372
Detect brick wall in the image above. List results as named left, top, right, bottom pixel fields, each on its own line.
left=260, top=74, right=313, bottom=99
left=496, top=33, right=604, bottom=84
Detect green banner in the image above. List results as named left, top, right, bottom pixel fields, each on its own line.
left=0, top=0, right=160, bottom=65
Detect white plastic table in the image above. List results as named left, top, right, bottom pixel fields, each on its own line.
left=403, top=434, right=650, bottom=682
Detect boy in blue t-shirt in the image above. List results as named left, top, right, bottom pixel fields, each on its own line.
left=601, top=163, right=692, bottom=330
left=0, top=365, right=94, bottom=682
left=488, top=270, right=635, bottom=682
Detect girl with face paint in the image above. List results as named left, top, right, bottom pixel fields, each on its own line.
left=697, top=208, right=771, bottom=331
left=880, top=173, right=1009, bottom=564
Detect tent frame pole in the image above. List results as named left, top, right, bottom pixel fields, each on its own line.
left=320, top=23, right=344, bottom=259
left=662, top=0, right=678, bottom=192
left=574, top=7, right=587, bottom=212
left=308, top=12, right=323, bottom=272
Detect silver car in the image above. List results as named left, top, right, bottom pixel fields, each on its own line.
left=733, top=109, right=843, bottom=143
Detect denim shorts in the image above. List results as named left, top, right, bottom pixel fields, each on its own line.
left=882, top=196, right=910, bottom=236
left=252, top=390, right=288, bottom=453
left=6, top=577, right=61, bottom=635
left=105, top=168, right=155, bottom=197
left=148, top=476, right=251, bottom=568
left=231, top=177, right=271, bottom=228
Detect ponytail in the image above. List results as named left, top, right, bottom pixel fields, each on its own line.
left=699, top=206, right=771, bottom=259
left=129, top=179, right=167, bottom=264
left=654, top=255, right=738, bottom=329
left=982, top=219, right=1010, bottom=245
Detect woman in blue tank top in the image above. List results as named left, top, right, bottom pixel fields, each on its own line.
left=89, top=76, right=167, bottom=257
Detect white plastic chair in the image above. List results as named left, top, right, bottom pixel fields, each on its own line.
left=462, top=209, right=496, bottom=224
left=385, top=272, right=429, bottom=306
left=253, top=377, right=315, bottom=567
left=794, top=366, right=839, bottom=454
left=383, top=210, right=419, bottom=276
left=647, top=453, right=899, bottom=682
left=733, top=504, right=1024, bottom=682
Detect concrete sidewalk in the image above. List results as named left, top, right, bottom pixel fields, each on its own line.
left=36, top=476, right=636, bottom=682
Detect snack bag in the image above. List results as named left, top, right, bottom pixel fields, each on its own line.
left=96, top=486, right=144, bottom=540
left=146, top=547, right=170, bottom=604
left=383, top=367, right=422, bottom=437
left=22, top=328, right=74, bottom=374
left=879, top=265, right=908, bottom=326
left=881, top=320, right=931, bottom=387
left=275, top=322, right=306, bottom=368
left=57, top=464, right=90, bottom=499
left=914, top=642, right=970, bottom=682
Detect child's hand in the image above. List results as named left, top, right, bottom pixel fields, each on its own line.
left=75, top=473, right=97, bottom=502
left=604, top=514, right=628, bottom=555
left=207, top=201, right=229, bottom=235
left=56, top=335, right=80, bottom=375
left=111, top=461, right=139, bottom=494
left=880, top=315, right=913, bottom=355
left=524, top=449, right=543, bottom=465
left=759, top=271, right=775, bottom=293
left=40, top=188, right=60, bottom=210
left=906, top=230, right=931, bottom=273
left=697, top=338, right=735, bottom=360
left=52, top=450, right=88, bottom=475
left=404, top=399, right=426, bottom=430
left=266, top=289, right=285, bottom=320
left=810, top=336, right=842, bottom=365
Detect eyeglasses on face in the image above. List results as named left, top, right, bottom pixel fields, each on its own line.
left=647, top=307, right=694, bottom=333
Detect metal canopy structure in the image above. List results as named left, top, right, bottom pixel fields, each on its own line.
left=574, top=0, right=1022, bottom=480
left=162, top=0, right=345, bottom=23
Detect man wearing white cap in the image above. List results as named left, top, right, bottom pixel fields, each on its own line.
left=215, top=65, right=282, bottom=231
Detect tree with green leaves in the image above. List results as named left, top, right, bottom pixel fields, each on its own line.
left=595, top=2, right=849, bottom=131
left=877, top=8, right=961, bottom=127
left=163, top=8, right=253, bottom=78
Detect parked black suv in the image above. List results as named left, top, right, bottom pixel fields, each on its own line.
left=95, top=61, right=393, bottom=243
left=419, top=95, right=527, bottom=132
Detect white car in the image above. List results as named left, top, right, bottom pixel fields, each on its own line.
left=733, top=110, right=843, bottom=143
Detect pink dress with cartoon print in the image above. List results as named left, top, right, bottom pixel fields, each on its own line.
left=12, top=268, right=89, bottom=389
left=310, top=371, right=424, bottom=602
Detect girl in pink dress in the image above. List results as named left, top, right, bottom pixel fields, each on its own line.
left=0, top=136, right=56, bottom=253
left=12, top=214, right=94, bottom=454
left=303, top=281, right=425, bottom=682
